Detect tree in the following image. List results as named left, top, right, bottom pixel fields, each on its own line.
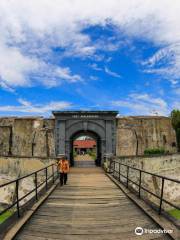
left=171, top=109, right=180, bottom=152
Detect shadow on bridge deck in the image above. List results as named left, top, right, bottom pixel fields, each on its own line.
left=14, top=168, right=171, bottom=240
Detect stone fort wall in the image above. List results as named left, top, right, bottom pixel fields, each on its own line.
left=0, top=117, right=55, bottom=157
left=0, top=116, right=177, bottom=158
left=116, top=116, right=177, bottom=156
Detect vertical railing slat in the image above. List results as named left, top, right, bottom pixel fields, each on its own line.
left=138, top=170, right=142, bottom=198
left=52, top=165, right=55, bottom=183
left=35, top=172, right=38, bottom=200
left=45, top=167, right=48, bottom=191
left=16, top=179, right=20, bottom=218
left=127, top=166, right=129, bottom=188
left=159, top=178, right=165, bottom=215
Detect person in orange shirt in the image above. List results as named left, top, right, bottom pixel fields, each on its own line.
left=57, top=155, right=70, bottom=186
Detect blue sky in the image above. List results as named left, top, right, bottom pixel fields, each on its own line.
left=0, top=0, right=179, bottom=117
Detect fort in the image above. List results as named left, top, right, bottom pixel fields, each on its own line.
left=0, top=111, right=177, bottom=160
left=0, top=110, right=178, bottom=180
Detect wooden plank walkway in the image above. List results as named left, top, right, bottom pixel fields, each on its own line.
left=15, top=168, right=171, bottom=240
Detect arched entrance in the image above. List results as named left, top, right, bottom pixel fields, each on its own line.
left=53, top=111, right=118, bottom=166
left=70, top=130, right=101, bottom=167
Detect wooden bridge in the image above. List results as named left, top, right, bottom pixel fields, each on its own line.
left=0, top=165, right=179, bottom=240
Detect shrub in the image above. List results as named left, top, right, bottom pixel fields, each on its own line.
left=144, top=148, right=165, bottom=155
left=171, top=109, right=180, bottom=152
left=73, top=149, right=77, bottom=157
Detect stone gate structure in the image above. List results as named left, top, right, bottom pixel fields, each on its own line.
left=53, top=111, right=118, bottom=165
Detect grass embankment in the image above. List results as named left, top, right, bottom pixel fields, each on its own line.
left=168, top=209, right=180, bottom=220
left=0, top=209, right=14, bottom=224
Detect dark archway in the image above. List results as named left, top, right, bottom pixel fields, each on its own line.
left=70, top=130, right=101, bottom=167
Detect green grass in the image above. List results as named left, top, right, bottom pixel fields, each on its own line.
left=168, top=209, right=180, bottom=220
left=0, top=209, right=14, bottom=224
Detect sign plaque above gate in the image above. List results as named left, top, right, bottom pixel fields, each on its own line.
left=72, top=114, right=99, bottom=118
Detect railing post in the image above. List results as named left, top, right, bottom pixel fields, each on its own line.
left=113, top=161, right=115, bottom=176
left=159, top=178, right=165, bottom=215
left=45, top=167, right=48, bottom=191
left=35, top=172, right=38, bottom=200
left=127, top=166, right=129, bottom=188
left=16, top=179, right=20, bottom=218
left=139, top=170, right=142, bottom=198
left=119, top=163, right=121, bottom=182
left=57, top=164, right=59, bottom=180
left=52, top=165, right=54, bottom=184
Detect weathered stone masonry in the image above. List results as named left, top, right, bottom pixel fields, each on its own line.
left=116, top=116, right=177, bottom=156
left=0, top=115, right=177, bottom=158
left=0, top=117, right=55, bottom=157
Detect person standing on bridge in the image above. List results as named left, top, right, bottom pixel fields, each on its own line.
left=57, top=155, right=70, bottom=186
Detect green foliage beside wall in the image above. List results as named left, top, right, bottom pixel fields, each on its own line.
left=144, top=148, right=165, bottom=155
left=73, top=149, right=77, bottom=158
left=0, top=209, right=14, bottom=224
left=168, top=209, right=180, bottom=220
left=171, top=109, right=180, bottom=152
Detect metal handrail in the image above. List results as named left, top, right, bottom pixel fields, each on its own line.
left=0, top=163, right=58, bottom=219
left=113, top=160, right=180, bottom=183
left=111, top=160, right=180, bottom=215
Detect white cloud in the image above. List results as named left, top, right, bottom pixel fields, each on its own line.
left=89, top=63, right=102, bottom=71
left=172, top=101, right=180, bottom=110
left=0, top=82, right=15, bottom=93
left=112, top=93, right=169, bottom=116
left=104, top=67, right=121, bottom=78
left=170, top=80, right=178, bottom=85
left=54, top=67, right=82, bottom=83
left=90, top=76, right=98, bottom=81
left=0, top=0, right=180, bottom=88
left=0, top=98, right=72, bottom=115
left=106, top=57, right=113, bottom=63
left=0, top=43, right=39, bottom=87
left=0, top=42, right=83, bottom=88
left=35, top=64, right=83, bottom=88
left=142, top=43, right=180, bottom=83
left=90, top=64, right=122, bottom=78
left=174, top=88, right=180, bottom=96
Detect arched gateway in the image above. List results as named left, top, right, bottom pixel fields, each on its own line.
left=53, top=111, right=118, bottom=166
